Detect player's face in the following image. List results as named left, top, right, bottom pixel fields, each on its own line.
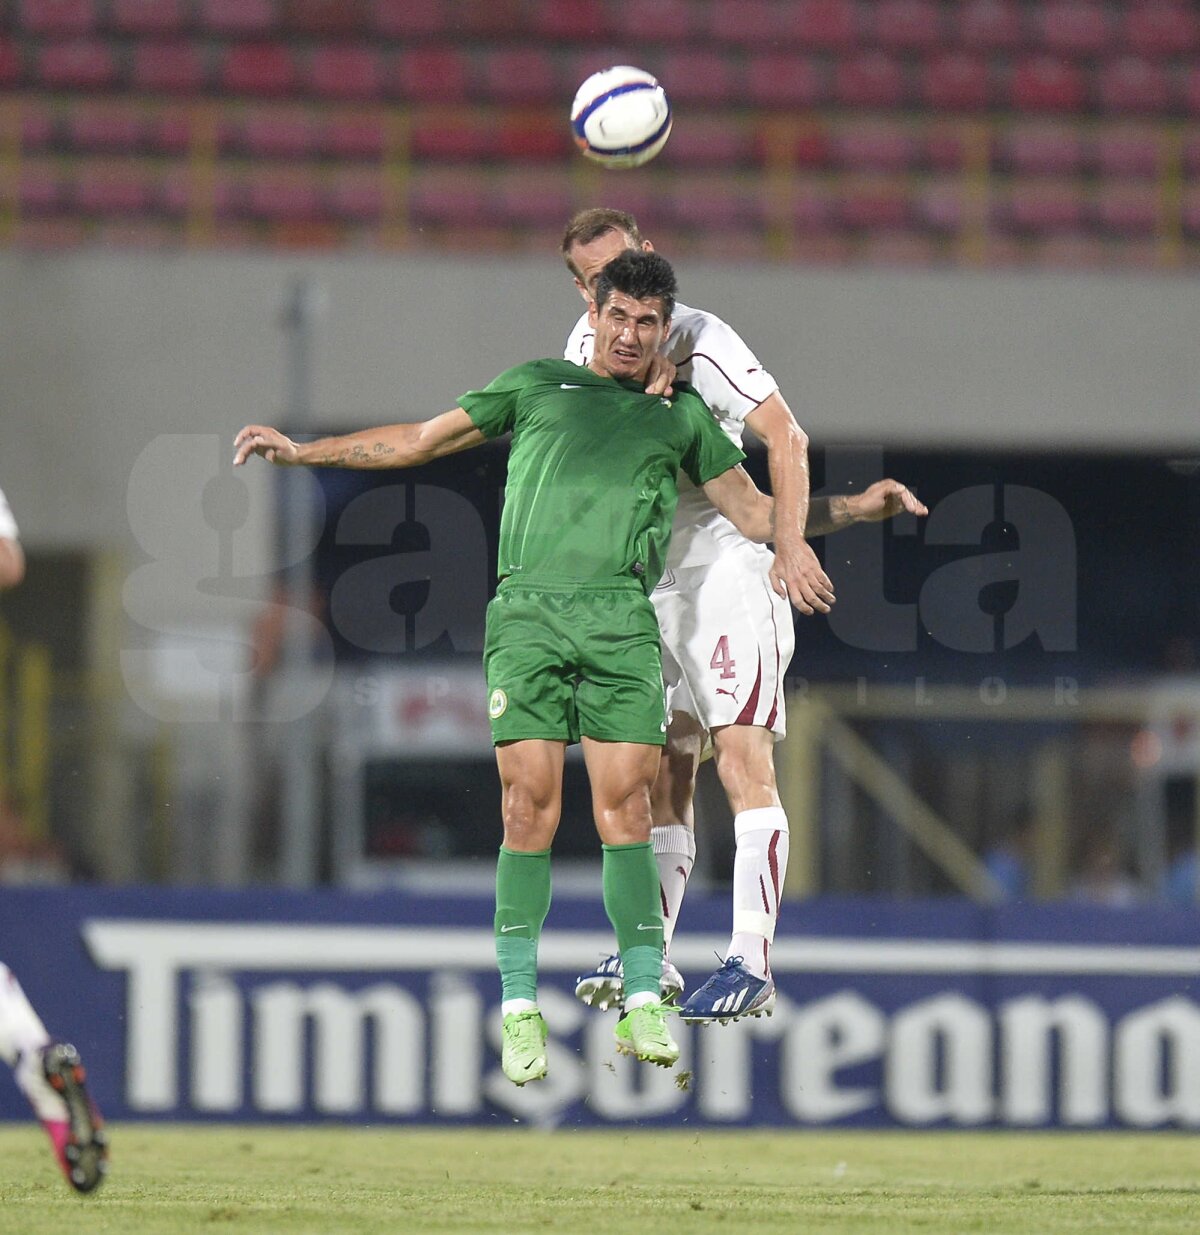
left=569, top=231, right=654, bottom=302
left=588, top=290, right=670, bottom=383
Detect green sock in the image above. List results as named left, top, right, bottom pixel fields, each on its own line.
left=601, top=841, right=663, bottom=1000
left=495, top=846, right=552, bottom=1004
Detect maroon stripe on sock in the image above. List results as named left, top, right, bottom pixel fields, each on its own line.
left=735, top=653, right=763, bottom=725
left=763, top=576, right=783, bottom=730
left=768, top=829, right=782, bottom=907
left=762, top=938, right=770, bottom=978
left=660, top=884, right=669, bottom=918
left=758, top=873, right=770, bottom=913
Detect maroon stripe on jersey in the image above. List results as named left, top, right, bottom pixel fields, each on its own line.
left=735, top=652, right=763, bottom=725
left=680, top=351, right=773, bottom=408
left=763, top=576, right=783, bottom=730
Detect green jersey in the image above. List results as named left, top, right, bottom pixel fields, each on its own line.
left=459, top=359, right=744, bottom=591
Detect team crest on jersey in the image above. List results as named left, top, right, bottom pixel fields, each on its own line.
left=488, top=688, right=508, bottom=719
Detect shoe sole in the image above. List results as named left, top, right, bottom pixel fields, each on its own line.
left=680, top=988, right=777, bottom=1025
left=505, top=1064, right=548, bottom=1087
left=44, top=1044, right=108, bottom=1193
left=576, top=978, right=685, bottom=1012
left=613, top=1037, right=679, bottom=1068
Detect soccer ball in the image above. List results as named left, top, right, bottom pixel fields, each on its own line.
left=570, top=66, right=672, bottom=169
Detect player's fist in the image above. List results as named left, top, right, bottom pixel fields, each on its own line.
left=233, top=425, right=300, bottom=467
left=850, top=479, right=928, bottom=523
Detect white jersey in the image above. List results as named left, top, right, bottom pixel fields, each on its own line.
left=0, top=487, right=18, bottom=542
left=564, top=301, right=781, bottom=569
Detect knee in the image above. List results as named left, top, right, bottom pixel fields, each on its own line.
left=714, top=738, right=779, bottom=815
left=502, top=782, right=559, bottom=849
left=596, top=781, right=654, bottom=845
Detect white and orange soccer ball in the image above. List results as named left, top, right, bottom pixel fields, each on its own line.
left=570, top=66, right=672, bottom=169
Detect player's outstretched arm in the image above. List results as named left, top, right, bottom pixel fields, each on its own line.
left=701, top=466, right=835, bottom=615
left=0, top=537, right=24, bottom=590
left=805, top=480, right=928, bottom=537
left=233, top=409, right=487, bottom=470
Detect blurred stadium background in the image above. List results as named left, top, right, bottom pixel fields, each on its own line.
left=0, top=0, right=1199, bottom=1135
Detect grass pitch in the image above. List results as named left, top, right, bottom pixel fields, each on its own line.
left=0, top=1125, right=1196, bottom=1234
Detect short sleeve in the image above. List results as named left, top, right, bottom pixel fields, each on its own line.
left=457, top=364, right=531, bottom=439
left=0, top=488, right=18, bottom=542
left=679, top=396, right=745, bottom=486
left=563, top=312, right=593, bottom=366
left=675, top=313, right=779, bottom=424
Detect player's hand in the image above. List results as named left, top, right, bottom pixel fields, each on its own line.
left=643, top=353, right=676, bottom=398
left=770, top=537, right=836, bottom=616
left=849, top=479, right=928, bottom=523
left=233, top=425, right=300, bottom=467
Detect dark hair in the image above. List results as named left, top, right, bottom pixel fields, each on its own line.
left=560, top=207, right=644, bottom=278
left=594, top=250, right=677, bottom=322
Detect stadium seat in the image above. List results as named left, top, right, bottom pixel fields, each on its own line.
left=160, top=166, right=239, bottom=217
left=0, top=37, right=19, bottom=87
left=625, top=0, right=702, bottom=46
left=409, top=112, right=493, bottom=162
left=1122, top=3, right=1200, bottom=59
left=18, top=161, right=64, bottom=213
left=19, top=0, right=95, bottom=35
left=74, top=161, right=155, bottom=215
left=479, top=48, right=559, bottom=105
left=372, top=0, right=449, bottom=37
left=872, top=0, right=943, bottom=51
left=111, top=0, right=186, bottom=34
left=394, top=48, right=471, bottom=103
left=1094, top=182, right=1159, bottom=236
left=495, top=114, right=570, bottom=162
left=661, top=116, right=745, bottom=168
left=659, top=51, right=739, bottom=107
left=147, top=104, right=193, bottom=154
left=1007, top=55, right=1086, bottom=113
left=834, top=51, right=908, bottom=109
left=66, top=100, right=146, bottom=153
left=830, top=118, right=919, bottom=173
left=925, top=121, right=972, bottom=171
left=37, top=39, right=117, bottom=89
left=1000, top=179, right=1085, bottom=232
left=999, top=120, right=1085, bottom=175
left=1035, top=2, right=1113, bottom=58
left=1093, top=123, right=1163, bottom=179
left=753, top=119, right=830, bottom=169
left=199, top=0, right=277, bottom=36
left=327, top=169, right=385, bottom=222
left=709, top=1, right=787, bottom=48
left=17, top=99, right=55, bottom=149
left=836, top=177, right=911, bottom=229
left=957, top=0, right=1023, bottom=51
left=666, top=174, right=760, bottom=232
left=859, top=230, right=939, bottom=266
left=308, top=47, right=384, bottom=101
left=1182, top=187, right=1200, bottom=237
left=493, top=168, right=574, bottom=228
left=1182, top=65, right=1200, bottom=116
left=793, top=0, right=860, bottom=50
left=914, top=177, right=966, bottom=233
left=233, top=105, right=317, bottom=158
left=1096, top=57, right=1172, bottom=116
left=219, top=44, right=299, bottom=96
left=782, top=177, right=834, bottom=229
left=1033, top=231, right=1107, bottom=268
left=528, top=0, right=609, bottom=41
left=131, top=41, right=208, bottom=93
left=322, top=113, right=387, bottom=160
left=243, top=169, right=324, bottom=221
left=284, top=0, right=363, bottom=36
left=408, top=170, right=492, bottom=229
left=920, top=52, right=991, bottom=111
left=745, top=52, right=826, bottom=110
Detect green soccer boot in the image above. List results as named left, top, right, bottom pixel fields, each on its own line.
left=502, top=1010, right=549, bottom=1086
left=613, top=1001, right=679, bottom=1068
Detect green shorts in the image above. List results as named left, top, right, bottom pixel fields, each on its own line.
left=483, top=577, right=666, bottom=746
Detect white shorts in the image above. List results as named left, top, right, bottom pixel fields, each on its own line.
left=652, top=541, right=796, bottom=739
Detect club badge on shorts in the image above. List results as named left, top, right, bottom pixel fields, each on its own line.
left=488, top=688, right=508, bottom=719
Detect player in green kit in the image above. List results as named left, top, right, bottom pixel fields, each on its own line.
left=234, top=252, right=828, bottom=1086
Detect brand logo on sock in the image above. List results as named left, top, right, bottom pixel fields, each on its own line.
left=488, top=688, right=508, bottom=719
left=636, top=923, right=662, bottom=932
left=499, top=924, right=527, bottom=933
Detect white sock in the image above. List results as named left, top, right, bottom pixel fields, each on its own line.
left=727, top=807, right=790, bottom=980
left=501, top=998, right=538, bottom=1017
left=0, top=963, right=50, bottom=1068
left=651, top=823, right=695, bottom=960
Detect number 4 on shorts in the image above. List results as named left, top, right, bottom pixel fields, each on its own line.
left=709, top=635, right=736, bottom=680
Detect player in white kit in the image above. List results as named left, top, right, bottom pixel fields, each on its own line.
left=561, top=210, right=926, bottom=1022
left=0, top=486, right=107, bottom=1190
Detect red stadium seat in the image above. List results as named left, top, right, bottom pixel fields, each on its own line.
left=783, top=176, right=834, bottom=229
left=872, top=0, right=943, bottom=51
left=793, top=0, right=860, bottom=50
left=661, top=116, right=745, bottom=168
left=18, top=100, right=56, bottom=150
left=234, top=106, right=317, bottom=158
left=1094, top=182, right=1159, bottom=236
left=709, top=1, right=787, bottom=48
left=914, top=177, right=966, bottom=232
left=528, top=0, right=609, bottom=41
left=284, top=0, right=363, bottom=36
left=1035, top=2, right=1113, bottom=58
left=1096, top=57, right=1172, bottom=116
left=308, top=47, right=384, bottom=101
left=667, top=174, right=760, bottom=232
left=19, top=0, right=95, bottom=35
left=111, top=0, right=186, bottom=34
left=161, top=167, right=240, bottom=218
left=147, top=104, right=193, bottom=153
left=243, top=169, right=323, bottom=221
left=1182, top=65, right=1200, bottom=117
left=921, top=52, right=991, bottom=111
left=752, top=119, right=830, bottom=169
left=659, top=51, right=739, bottom=107
left=925, top=121, right=972, bottom=171
left=1008, top=55, right=1086, bottom=113
left=1094, top=124, right=1163, bottom=179
left=999, top=120, right=1085, bottom=175
left=1000, top=179, right=1085, bottom=232
left=327, top=169, right=385, bottom=222
left=199, top=0, right=276, bottom=36
left=37, top=40, right=117, bottom=89
left=394, top=48, right=471, bottom=103
left=1123, top=4, right=1200, bottom=59
left=408, top=170, right=492, bottom=229
left=131, top=42, right=208, bottom=93
left=745, top=53, right=826, bottom=109
left=493, top=168, right=574, bottom=227
left=66, top=100, right=146, bottom=153
left=957, top=0, right=1022, bottom=51
left=834, top=52, right=908, bottom=109
left=624, top=0, right=702, bottom=46
left=1182, top=134, right=1200, bottom=177
left=74, top=161, right=155, bottom=215
left=831, top=118, right=920, bottom=173
left=836, top=178, right=911, bottom=230
left=479, top=48, right=559, bottom=105
left=372, top=0, right=449, bottom=37
left=19, top=161, right=65, bottom=212
left=409, top=112, right=493, bottom=162
left=495, top=114, right=570, bottom=162
left=220, top=44, right=299, bottom=96
left=0, top=38, right=19, bottom=87
left=322, top=114, right=387, bottom=160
